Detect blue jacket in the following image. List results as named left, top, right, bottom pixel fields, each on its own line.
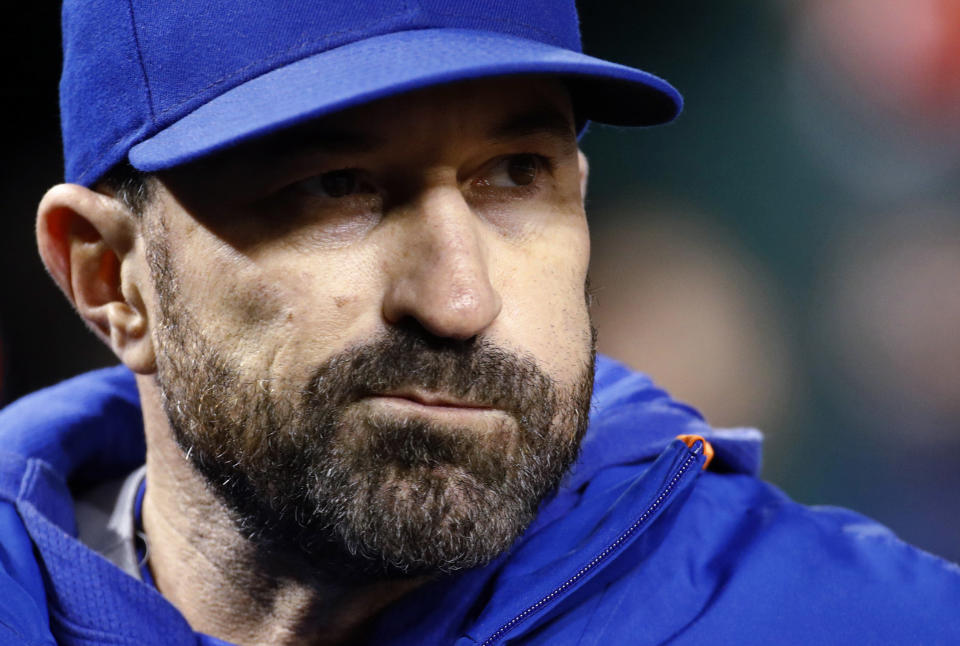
left=1, top=356, right=958, bottom=645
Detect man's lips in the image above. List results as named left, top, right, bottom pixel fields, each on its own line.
left=373, top=389, right=493, bottom=411
left=362, top=389, right=505, bottom=421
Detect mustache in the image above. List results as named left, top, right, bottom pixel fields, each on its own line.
left=302, top=327, right=558, bottom=418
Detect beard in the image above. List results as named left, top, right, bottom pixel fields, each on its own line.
left=147, top=234, right=595, bottom=580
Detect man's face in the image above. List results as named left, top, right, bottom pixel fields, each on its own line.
left=142, top=78, right=595, bottom=578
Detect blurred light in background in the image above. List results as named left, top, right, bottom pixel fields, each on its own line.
left=815, top=209, right=960, bottom=439
left=590, top=207, right=797, bottom=436
left=787, top=0, right=960, bottom=200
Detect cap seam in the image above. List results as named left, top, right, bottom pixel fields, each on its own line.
left=71, top=0, right=155, bottom=184
left=126, top=0, right=157, bottom=125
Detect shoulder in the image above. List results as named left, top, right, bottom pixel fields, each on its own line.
left=619, top=469, right=960, bottom=645
left=0, top=500, right=56, bottom=645
left=0, top=366, right=142, bottom=482
left=0, top=366, right=139, bottom=444
left=0, top=368, right=142, bottom=645
left=693, top=470, right=960, bottom=590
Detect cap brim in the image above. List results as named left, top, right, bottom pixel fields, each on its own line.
left=129, top=28, right=682, bottom=171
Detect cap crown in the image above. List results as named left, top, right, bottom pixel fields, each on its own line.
left=60, top=0, right=582, bottom=185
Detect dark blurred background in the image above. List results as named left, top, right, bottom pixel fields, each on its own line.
left=2, top=2, right=958, bottom=562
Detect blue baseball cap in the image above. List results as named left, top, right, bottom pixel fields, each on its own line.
left=60, top=0, right=682, bottom=187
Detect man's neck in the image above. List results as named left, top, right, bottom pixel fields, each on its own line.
left=136, top=376, right=426, bottom=646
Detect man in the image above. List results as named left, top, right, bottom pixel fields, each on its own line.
left=1, top=1, right=958, bottom=644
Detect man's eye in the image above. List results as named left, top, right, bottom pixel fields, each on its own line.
left=485, top=154, right=545, bottom=188
left=295, top=169, right=376, bottom=198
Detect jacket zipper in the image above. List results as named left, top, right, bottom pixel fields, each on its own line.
left=478, top=441, right=704, bottom=646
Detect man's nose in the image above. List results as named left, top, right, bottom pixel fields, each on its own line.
left=381, top=186, right=502, bottom=340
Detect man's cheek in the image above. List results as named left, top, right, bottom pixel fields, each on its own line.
left=497, top=284, right=591, bottom=381
left=224, top=271, right=382, bottom=379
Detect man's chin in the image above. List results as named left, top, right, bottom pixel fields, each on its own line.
left=281, top=466, right=534, bottom=581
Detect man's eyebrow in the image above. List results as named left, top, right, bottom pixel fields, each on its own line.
left=487, top=108, right=577, bottom=143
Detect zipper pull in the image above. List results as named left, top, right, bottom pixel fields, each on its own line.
left=676, top=434, right=715, bottom=470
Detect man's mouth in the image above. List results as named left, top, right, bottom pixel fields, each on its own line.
left=362, top=389, right=506, bottom=423
left=378, top=388, right=493, bottom=410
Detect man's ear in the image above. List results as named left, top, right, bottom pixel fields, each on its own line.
left=578, top=149, right=589, bottom=203
left=36, top=183, right=156, bottom=374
